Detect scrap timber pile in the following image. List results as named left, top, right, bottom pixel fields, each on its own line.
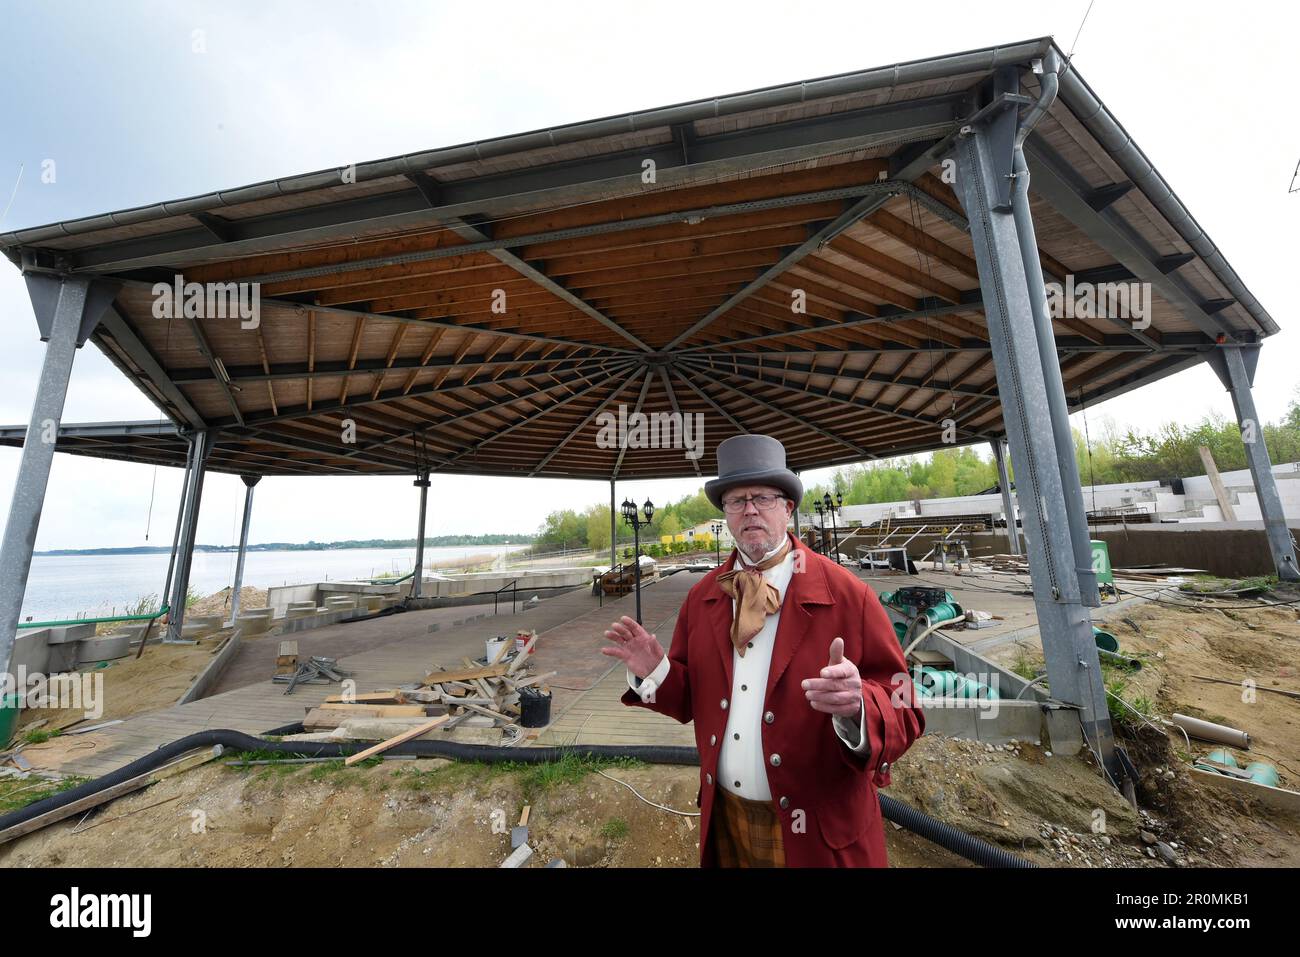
left=299, top=630, right=555, bottom=744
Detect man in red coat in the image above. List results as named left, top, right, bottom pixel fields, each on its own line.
left=602, top=434, right=923, bottom=867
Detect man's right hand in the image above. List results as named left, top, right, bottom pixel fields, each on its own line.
left=601, top=615, right=666, bottom=678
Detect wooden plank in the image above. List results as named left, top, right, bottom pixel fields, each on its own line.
left=323, top=690, right=406, bottom=704
left=345, top=715, right=449, bottom=766
left=1191, top=768, right=1300, bottom=815
left=422, top=663, right=511, bottom=685
left=456, top=701, right=514, bottom=723
left=508, top=635, right=538, bottom=675
left=0, top=773, right=155, bottom=846
left=315, top=703, right=425, bottom=717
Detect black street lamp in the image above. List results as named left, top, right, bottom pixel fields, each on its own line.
left=822, top=490, right=844, bottom=564
left=812, top=501, right=827, bottom=555
left=621, top=497, right=655, bottom=623
left=710, top=521, right=723, bottom=566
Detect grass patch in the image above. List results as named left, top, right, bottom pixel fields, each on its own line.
left=0, top=773, right=90, bottom=813
left=600, top=818, right=629, bottom=841
left=504, top=753, right=646, bottom=802
left=1010, top=647, right=1040, bottom=682
left=22, top=728, right=62, bottom=745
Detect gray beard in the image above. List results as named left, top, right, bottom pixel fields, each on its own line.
left=739, top=534, right=784, bottom=564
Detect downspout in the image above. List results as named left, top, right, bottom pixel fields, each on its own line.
left=1010, top=51, right=1099, bottom=606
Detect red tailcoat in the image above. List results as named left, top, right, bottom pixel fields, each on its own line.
left=621, top=533, right=924, bottom=867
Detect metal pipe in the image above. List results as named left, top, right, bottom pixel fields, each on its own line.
left=609, top=479, right=616, bottom=572
left=1010, top=52, right=1098, bottom=605
left=229, top=475, right=260, bottom=622
left=1171, top=713, right=1250, bottom=750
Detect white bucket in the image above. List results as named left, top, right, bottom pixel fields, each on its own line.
left=486, top=638, right=510, bottom=662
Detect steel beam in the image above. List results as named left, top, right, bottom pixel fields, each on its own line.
left=412, top=471, right=430, bottom=597
left=229, top=474, right=261, bottom=622
left=954, top=116, right=1117, bottom=779
left=52, top=95, right=962, bottom=274
left=1023, top=134, right=1242, bottom=342
left=991, top=438, right=1020, bottom=556
left=166, top=429, right=213, bottom=641
left=1207, top=345, right=1299, bottom=580
left=0, top=276, right=118, bottom=679
left=447, top=220, right=653, bottom=352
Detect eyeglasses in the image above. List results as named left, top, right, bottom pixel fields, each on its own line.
left=721, top=493, right=787, bottom=513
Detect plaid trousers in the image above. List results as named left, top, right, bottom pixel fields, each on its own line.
left=710, top=787, right=786, bottom=867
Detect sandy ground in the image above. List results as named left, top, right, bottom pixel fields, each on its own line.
left=986, top=591, right=1300, bottom=867
left=4, top=597, right=1295, bottom=868
left=14, top=638, right=224, bottom=741
left=187, top=586, right=268, bottom=620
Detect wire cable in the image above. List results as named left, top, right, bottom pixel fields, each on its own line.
left=594, top=768, right=700, bottom=818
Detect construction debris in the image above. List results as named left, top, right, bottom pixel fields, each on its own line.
left=512, top=805, right=530, bottom=849
left=299, top=631, right=549, bottom=742
left=276, top=656, right=351, bottom=695
left=276, top=640, right=299, bottom=676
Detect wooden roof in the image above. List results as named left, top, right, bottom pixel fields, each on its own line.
left=0, top=38, right=1276, bottom=480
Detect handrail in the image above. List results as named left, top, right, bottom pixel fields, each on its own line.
left=367, top=570, right=415, bottom=585
left=18, top=603, right=171, bottom=630
left=899, top=524, right=930, bottom=549
left=493, top=578, right=519, bottom=616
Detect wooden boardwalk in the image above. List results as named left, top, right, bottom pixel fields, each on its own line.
left=27, top=572, right=701, bottom=779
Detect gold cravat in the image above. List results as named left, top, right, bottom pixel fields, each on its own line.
left=716, top=540, right=791, bottom=657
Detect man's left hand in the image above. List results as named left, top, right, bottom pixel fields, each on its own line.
left=801, top=637, right=862, bottom=717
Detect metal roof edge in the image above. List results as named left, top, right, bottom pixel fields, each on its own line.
left=1052, top=47, right=1279, bottom=338
left=0, top=37, right=1053, bottom=249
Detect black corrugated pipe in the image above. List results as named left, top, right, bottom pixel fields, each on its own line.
left=0, top=730, right=1034, bottom=867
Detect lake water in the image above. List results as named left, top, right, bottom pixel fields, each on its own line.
left=19, top=545, right=528, bottom=623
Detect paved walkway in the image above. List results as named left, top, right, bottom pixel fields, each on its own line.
left=24, top=572, right=700, bottom=779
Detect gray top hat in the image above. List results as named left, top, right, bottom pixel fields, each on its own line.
left=704, top=434, right=804, bottom=510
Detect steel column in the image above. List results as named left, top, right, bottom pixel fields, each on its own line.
left=412, top=472, right=430, bottom=597
left=954, top=114, right=1117, bottom=779
left=1011, top=142, right=1099, bottom=604
left=0, top=276, right=117, bottom=679
left=229, top=475, right=261, bottom=622
left=609, top=479, right=616, bottom=571
left=166, top=430, right=212, bottom=641
left=159, top=438, right=197, bottom=622
left=1210, top=345, right=1299, bottom=581
left=991, top=438, right=1021, bottom=556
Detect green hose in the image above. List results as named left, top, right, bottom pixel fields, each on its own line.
left=17, top=604, right=171, bottom=629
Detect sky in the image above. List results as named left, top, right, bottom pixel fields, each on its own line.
left=0, top=0, right=1295, bottom=550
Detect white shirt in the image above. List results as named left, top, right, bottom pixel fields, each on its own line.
left=628, top=540, right=869, bottom=800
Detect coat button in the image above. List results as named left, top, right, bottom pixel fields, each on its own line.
left=720, top=698, right=729, bottom=710
left=706, top=773, right=713, bottom=785
left=709, top=734, right=716, bottom=746
left=764, top=711, right=774, bottom=724
left=769, top=753, right=781, bottom=767
left=779, top=796, right=789, bottom=809
left=880, top=761, right=890, bottom=774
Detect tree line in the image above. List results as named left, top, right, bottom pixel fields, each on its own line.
left=536, top=391, right=1300, bottom=546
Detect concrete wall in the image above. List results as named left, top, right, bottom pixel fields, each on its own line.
left=1091, top=522, right=1300, bottom=577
